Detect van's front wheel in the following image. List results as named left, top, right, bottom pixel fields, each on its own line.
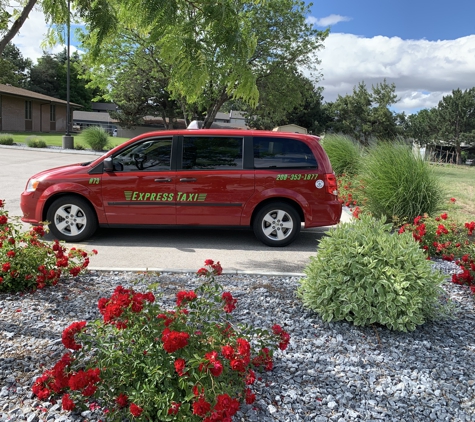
left=46, top=196, right=97, bottom=242
left=253, top=202, right=301, bottom=247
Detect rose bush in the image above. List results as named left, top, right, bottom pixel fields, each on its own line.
left=0, top=200, right=95, bottom=293
left=32, top=260, right=290, bottom=421
left=399, top=209, right=475, bottom=293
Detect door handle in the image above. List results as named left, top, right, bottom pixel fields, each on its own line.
left=179, top=178, right=197, bottom=182
left=154, top=178, right=172, bottom=182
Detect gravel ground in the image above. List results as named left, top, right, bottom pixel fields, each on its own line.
left=0, top=262, right=474, bottom=422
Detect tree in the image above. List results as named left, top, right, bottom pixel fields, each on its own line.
left=405, top=108, right=439, bottom=145
left=27, top=49, right=97, bottom=109
left=82, top=0, right=327, bottom=128
left=437, top=88, right=475, bottom=164
left=0, top=42, right=31, bottom=86
left=328, top=80, right=401, bottom=145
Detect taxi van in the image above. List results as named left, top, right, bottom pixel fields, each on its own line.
left=20, top=129, right=342, bottom=247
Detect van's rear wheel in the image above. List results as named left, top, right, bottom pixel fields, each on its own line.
left=253, top=202, right=301, bottom=247
left=46, top=196, right=97, bottom=242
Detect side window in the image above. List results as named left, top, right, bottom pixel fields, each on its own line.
left=253, top=137, right=318, bottom=169
left=112, top=138, right=172, bottom=172
left=182, top=136, right=243, bottom=170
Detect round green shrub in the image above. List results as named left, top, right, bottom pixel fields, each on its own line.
left=361, top=141, right=443, bottom=223
left=321, top=134, right=362, bottom=176
left=26, top=136, right=47, bottom=148
left=82, top=126, right=110, bottom=151
left=0, top=134, right=14, bottom=145
left=298, top=215, right=452, bottom=332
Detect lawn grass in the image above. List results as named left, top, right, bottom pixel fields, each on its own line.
left=0, top=132, right=128, bottom=149
left=433, top=164, right=475, bottom=224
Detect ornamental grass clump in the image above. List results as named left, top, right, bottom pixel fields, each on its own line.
left=26, top=135, right=47, bottom=148
left=0, top=133, right=14, bottom=145
left=321, top=134, right=363, bottom=176
left=0, top=200, right=95, bottom=293
left=361, top=141, right=443, bottom=223
left=32, top=260, right=290, bottom=421
left=298, top=215, right=452, bottom=332
left=82, top=126, right=110, bottom=151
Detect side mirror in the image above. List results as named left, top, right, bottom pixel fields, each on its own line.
left=103, top=157, right=114, bottom=172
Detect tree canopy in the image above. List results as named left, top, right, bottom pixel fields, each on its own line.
left=81, top=0, right=327, bottom=128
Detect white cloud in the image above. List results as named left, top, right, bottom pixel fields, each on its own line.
left=9, top=7, right=79, bottom=63
left=316, top=33, right=475, bottom=114
left=307, top=14, right=352, bottom=27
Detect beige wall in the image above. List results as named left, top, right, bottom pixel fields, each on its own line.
left=0, top=94, right=68, bottom=133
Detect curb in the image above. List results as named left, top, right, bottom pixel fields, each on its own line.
left=88, top=267, right=306, bottom=277
left=0, top=143, right=104, bottom=156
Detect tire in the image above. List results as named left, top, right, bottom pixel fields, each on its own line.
left=46, top=196, right=97, bottom=242
left=253, top=202, right=301, bottom=247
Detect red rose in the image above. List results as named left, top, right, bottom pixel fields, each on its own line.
left=174, top=358, right=186, bottom=376
left=168, top=401, right=181, bottom=415
left=245, top=388, right=256, bottom=404
left=176, top=290, right=197, bottom=307
left=62, top=321, right=87, bottom=350
left=162, top=330, right=190, bottom=353
left=192, top=397, right=211, bottom=417
left=2, top=262, right=11, bottom=272
left=116, top=393, right=128, bottom=408
left=130, top=403, right=143, bottom=417
left=62, top=394, right=75, bottom=411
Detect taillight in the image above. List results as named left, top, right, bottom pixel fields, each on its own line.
left=324, top=174, right=338, bottom=196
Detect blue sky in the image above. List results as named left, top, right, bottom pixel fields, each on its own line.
left=304, top=0, right=475, bottom=113
left=11, top=0, right=475, bottom=114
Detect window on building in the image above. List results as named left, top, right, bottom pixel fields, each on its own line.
left=50, top=104, right=56, bottom=122
left=25, top=101, right=32, bottom=120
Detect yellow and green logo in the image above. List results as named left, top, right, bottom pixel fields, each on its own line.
left=123, top=191, right=207, bottom=202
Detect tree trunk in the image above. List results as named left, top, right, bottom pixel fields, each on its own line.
left=0, top=0, right=39, bottom=55
left=203, top=90, right=229, bottom=129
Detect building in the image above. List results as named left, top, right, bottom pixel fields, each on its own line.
left=0, top=84, right=80, bottom=133
left=272, top=124, right=308, bottom=134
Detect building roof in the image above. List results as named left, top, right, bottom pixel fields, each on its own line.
left=0, top=84, right=81, bottom=107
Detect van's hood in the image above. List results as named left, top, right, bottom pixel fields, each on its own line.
left=28, top=162, right=92, bottom=180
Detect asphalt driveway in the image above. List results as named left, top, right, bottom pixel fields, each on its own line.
left=0, top=145, right=350, bottom=275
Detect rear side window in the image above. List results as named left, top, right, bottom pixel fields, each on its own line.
left=113, top=138, right=172, bottom=171
left=253, top=137, right=317, bottom=169
left=182, top=136, right=243, bottom=170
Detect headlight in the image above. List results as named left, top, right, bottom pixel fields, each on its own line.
left=26, top=178, right=41, bottom=192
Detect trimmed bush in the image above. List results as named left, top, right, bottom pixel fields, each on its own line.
left=298, top=215, right=452, bottom=332
left=321, top=134, right=362, bottom=176
left=361, top=141, right=443, bottom=223
left=0, top=133, right=14, bottom=145
left=26, top=136, right=47, bottom=148
left=82, top=126, right=110, bottom=151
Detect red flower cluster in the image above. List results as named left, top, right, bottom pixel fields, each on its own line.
left=252, top=347, right=274, bottom=371
left=161, top=328, right=190, bottom=353
left=129, top=403, right=143, bottom=417
left=115, top=393, right=129, bottom=408
left=68, top=368, right=101, bottom=396
left=221, top=291, right=237, bottom=313
left=168, top=401, right=181, bottom=415
left=98, top=286, right=155, bottom=328
left=62, top=321, right=87, bottom=350
left=176, top=290, right=197, bottom=307
left=192, top=387, right=240, bottom=421
left=272, top=324, right=291, bottom=350
left=174, top=358, right=187, bottom=376
left=465, top=221, right=475, bottom=236
left=452, top=254, right=475, bottom=293
left=61, top=394, right=75, bottom=411
left=197, top=259, right=223, bottom=277
left=32, top=353, right=73, bottom=399
left=199, top=351, right=224, bottom=377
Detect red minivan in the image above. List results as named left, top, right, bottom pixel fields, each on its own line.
left=21, top=129, right=341, bottom=246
